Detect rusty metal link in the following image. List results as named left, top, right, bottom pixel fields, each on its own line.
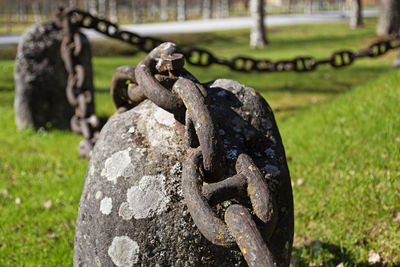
left=273, top=59, right=295, bottom=72
left=110, top=65, right=145, bottom=114
left=330, top=50, right=354, bottom=68
left=229, top=56, right=258, bottom=72
left=183, top=47, right=216, bottom=67
left=57, top=7, right=100, bottom=158
left=134, top=42, right=225, bottom=181
left=134, top=43, right=186, bottom=120
left=182, top=151, right=277, bottom=266
left=368, top=40, right=392, bottom=57
left=293, top=56, right=316, bottom=72
left=172, top=78, right=225, bottom=182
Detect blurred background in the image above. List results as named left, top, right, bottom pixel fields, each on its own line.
left=0, top=0, right=380, bottom=34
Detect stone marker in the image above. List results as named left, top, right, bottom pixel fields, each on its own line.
left=74, top=77, right=293, bottom=266
left=14, top=21, right=93, bottom=130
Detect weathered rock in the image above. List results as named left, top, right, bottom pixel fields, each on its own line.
left=14, top=21, right=93, bottom=129
left=74, top=79, right=293, bottom=266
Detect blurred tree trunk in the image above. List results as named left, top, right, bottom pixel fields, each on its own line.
left=17, top=0, right=27, bottom=23
left=377, top=0, right=400, bottom=67
left=89, top=0, right=98, bottom=15
left=215, top=0, right=228, bottom=18
left=214, top=0, right=221, bottom=18
left=177, top=0, right=186, bottom=21
left=377, top=0, right=400, bottom=35
left=161, top=0, right=169, bottom=20
left=109, top=0, right=118, bottom=23
left=250, top=0, right=267, bottom=48
left=306, top=0, right=313, bottom=14
left=32, top=2, right=42, bottom=23
left=221, top=0, right=229, bottom=17
left=69, top=0, right=77, bottom=8
left=349, top=0, right=362, bottom=29
left=98, top=0, right=106, bottom=17
left=132, top=0, right=142, bottom=24
left=203, top=0, right=212, bottom=19
left=286, top=0, right=293, bottom=14
left=150, top=0, right=158, bottom=19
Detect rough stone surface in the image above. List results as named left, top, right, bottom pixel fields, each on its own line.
left=74, top=79, right=293, bottom=266
left=14, top=21, right=93, bottom=130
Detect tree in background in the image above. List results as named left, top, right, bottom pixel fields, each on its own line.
left=109, top=0, right=118, bottom=23
left=377, top=0, right=400, bottom=35
left=349, top=0, right=363, bottom=29
left=203, top=0, right=212, bottom=19
left=376, top=0, right=400, bottom=67
left=177, top=0, right=186, bottom=21
left=250, top=0, right=267, bottom=48
left=160, top=0, right=169, bottom=21
left=88, top=0, right=98, bottom=16
left=305, top=0, right=313, bottom=14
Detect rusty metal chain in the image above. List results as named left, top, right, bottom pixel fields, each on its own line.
left=109, top=41, right=279, bottom=266
left=57, top=8, right=100, bottom=158
left=59, top=8, right=400, bottom=74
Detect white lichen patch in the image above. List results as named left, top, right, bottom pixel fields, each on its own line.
left=261, top=164, right=281, bottom=178
left=119, top=202, right=135, bottom=220
left=108, top=236, right=140, bottom=267
left=128, top=126, right=136, bottom=134
left=100, top=197, right=113, bottom=215
left=126, top=175, right=169, bottom=219
left=95, top=191, right=103, bottom=200
left=101, top=149, right=133, bottom=183
left=154, top=108, right=175, bottom=127
left=133, top=101, right=180, bottom=154
left=95, top=256, right=102, bottom=267
left=89, top=164, right=95, bottom=176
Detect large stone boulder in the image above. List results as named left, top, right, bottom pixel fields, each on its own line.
left=74, top=79, right=293, bottom=266
left=14, top=21, right=93, bottom=130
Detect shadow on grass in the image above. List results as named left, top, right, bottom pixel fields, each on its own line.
left=292, top=241, right=399, bottom=266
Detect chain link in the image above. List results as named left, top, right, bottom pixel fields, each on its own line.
left=57, top=8, right=100, bottom=158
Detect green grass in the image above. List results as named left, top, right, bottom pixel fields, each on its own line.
left=0, top=19, right=399, bottom=265
left=283, top=70, right=400, bottom=266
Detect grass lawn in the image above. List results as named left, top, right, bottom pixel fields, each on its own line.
left=0, top=18, right=399, bottom=266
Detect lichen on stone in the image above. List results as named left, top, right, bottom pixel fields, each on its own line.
left=108, top=236, right=140, bottom=267
left=126, top=175, right=170, bottom=219
left=101, top=148, right=133, bottom=183
left=100, top=197, right=112, bottom=215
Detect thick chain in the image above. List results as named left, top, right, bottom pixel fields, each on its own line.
left=57, top=8, right=100, bottom=158
left=60, top=8, right=400, bottom=74
left=183, top=151, right=278, bottom=266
